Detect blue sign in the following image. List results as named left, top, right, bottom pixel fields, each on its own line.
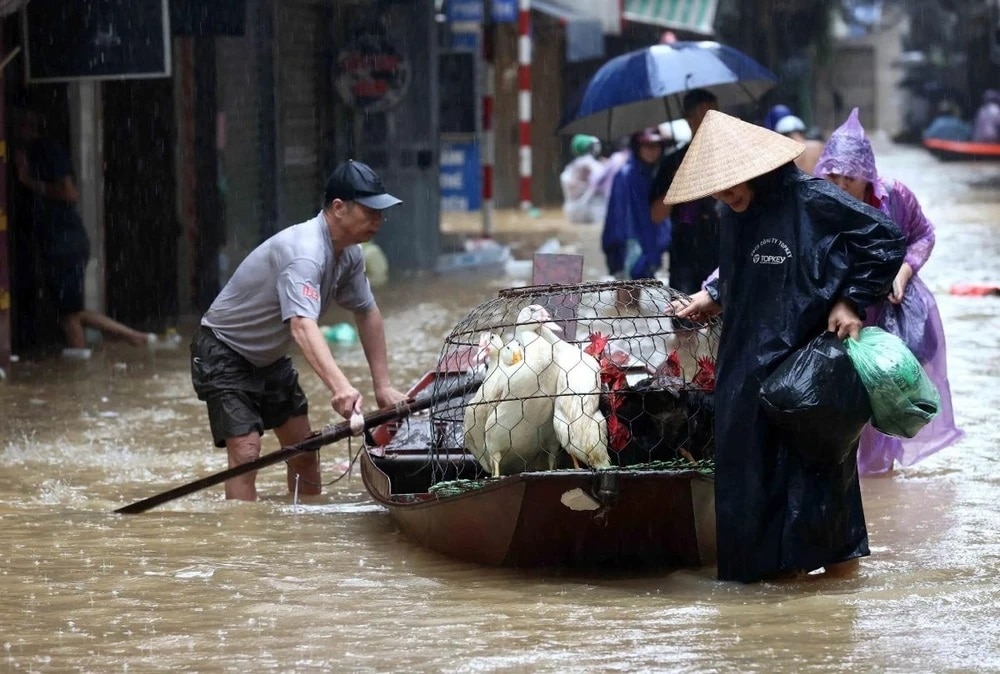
left=440, top=141, right=481, bottom=212
left=492, top=0, right=518, bottom=23
left=447, top=0, right=483, bottom=23
left=450, top=30, right=479, bottom=50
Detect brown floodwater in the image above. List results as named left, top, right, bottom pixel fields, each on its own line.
left=1, top=141, right=998, bottom=672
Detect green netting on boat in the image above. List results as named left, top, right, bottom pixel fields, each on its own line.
left=427, top=479, right=493, bottom=498
left=427, top=460, right=715, bottom=498
left=624, top=457, right=715, bottom=477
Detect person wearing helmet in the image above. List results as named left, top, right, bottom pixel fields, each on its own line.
left=762, top=103, right=794, bottom=131
left=559, top=135, right=607, bottom=224
left=774, top=114, right=825, bottom=175
left=601, top=127, right=670, bottom=290
left=570, top=134, right=600, bottom=157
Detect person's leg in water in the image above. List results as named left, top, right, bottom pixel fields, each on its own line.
left=264, top=361, right=319, bottom=497
left=63, top=310, right=151, bottom=348
left=274, top=414, right=320, bottom=497
left=53, top=255, right=150, bottom=349
left=224, top=431, right=263, bottom=501
left=221, top=415, right=319, bottom=501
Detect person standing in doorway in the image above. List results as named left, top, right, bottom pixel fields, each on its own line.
left=190, top=160, right=408, bottom=501
left=12, top=109, right=154, bottom=359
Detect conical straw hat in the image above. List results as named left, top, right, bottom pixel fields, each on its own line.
left=663, top=110, right=805, bottom=205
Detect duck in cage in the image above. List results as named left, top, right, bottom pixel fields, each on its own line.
left=428, top=279, right=721, bottom=478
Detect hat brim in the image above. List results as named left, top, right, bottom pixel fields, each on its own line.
left=357, top=193, right=402, bottom=209
left=663, top=110, right=804, bottom=205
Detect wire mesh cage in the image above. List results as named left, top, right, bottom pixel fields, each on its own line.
left=426, top=279, right=721, bottom=478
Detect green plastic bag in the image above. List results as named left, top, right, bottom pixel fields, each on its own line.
left=844, top=327, right=940, bottom=439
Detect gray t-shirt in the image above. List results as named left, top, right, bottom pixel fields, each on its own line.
left=202, top=212, right=375, bottom=366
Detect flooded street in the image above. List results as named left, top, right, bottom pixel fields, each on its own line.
left=1, top=141, right=998, bottom=672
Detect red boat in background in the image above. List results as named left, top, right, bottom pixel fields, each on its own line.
left=923, top=137, right=1000, bottom=161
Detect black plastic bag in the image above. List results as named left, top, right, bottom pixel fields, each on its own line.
left=759, top=332, right=872, bottom=465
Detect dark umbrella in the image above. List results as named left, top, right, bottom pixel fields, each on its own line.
left=558, top=41, right=778, bottom=140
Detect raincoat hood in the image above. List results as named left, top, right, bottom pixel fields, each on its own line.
left=813, top=108, right=877, bottom=184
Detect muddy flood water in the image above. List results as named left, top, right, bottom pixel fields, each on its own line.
left=1, top=141, right=998, bottom=673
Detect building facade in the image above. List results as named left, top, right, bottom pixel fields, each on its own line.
left=1, top=0, right=443, bottom=361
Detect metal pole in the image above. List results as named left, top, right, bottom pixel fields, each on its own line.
left=480, top=2, right=495, bottom=237
left=517, top=0, right=532, bottom=211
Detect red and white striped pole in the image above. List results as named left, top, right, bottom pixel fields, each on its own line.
left=481, top=20, right=495, bottom=237
left=517, top=0, right=532, bottom=211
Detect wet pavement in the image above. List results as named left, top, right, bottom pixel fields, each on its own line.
left=1, top=140, right=998, bottom=672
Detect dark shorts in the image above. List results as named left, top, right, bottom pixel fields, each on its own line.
left=44, top=254, right=86, bottom=315
left=190, top=327, right=309, bottom=447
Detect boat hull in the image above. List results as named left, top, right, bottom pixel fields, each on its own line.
left=923, top=137, right=1000, bottom=161
left=361, top=448, right=716, bottom=570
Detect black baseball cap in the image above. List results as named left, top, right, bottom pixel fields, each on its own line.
left=324, top=159, right=402, bottom=210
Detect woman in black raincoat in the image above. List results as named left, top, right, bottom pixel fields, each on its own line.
left=665, top=111, right=906, bottom=583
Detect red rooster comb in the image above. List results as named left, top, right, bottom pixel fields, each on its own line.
left=692, top=355, right=716, bottom=391
left=585, top=331, right=610, bottom=357
left=667, top=350, right=682, bottom=375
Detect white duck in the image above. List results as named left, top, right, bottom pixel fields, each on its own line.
left=513, top=304, right=561, bottom=450
left=462, top=333, right=506, bottom=468
left=483, top=338, right=561, bottom=476
left=524, top=305, right=611, bottom=470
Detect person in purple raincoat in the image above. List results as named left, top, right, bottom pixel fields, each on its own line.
left=971, top=89, right=1000, bottom=143
left=814, top=108, right=965, bottom=475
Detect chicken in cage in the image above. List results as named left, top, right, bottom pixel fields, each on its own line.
left=428, top=279, right=721, bottom=477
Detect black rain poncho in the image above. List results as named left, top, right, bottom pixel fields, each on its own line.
left=706, top=164, right=905, bottom=583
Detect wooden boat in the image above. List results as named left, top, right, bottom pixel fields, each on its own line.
left=922, top=137, right=1000, bottom=161
left=361, top=369, right=717, bottom=570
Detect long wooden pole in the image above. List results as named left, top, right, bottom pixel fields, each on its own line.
left=115, top=376, right=481, bottom=514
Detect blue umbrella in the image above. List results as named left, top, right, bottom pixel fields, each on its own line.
left=559, top=41, right=778, bottom=141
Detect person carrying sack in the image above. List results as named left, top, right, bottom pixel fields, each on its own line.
left=668, top=110, right=906, bottom=583
left=814, top=108, right=964, bottom=476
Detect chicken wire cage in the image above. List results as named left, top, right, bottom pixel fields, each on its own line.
left=423, top=279, right=721, bottom=478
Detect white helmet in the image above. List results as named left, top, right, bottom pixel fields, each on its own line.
left=774, top=115, right=807, bottom=135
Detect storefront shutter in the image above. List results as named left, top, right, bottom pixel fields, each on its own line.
left=275, top=1, right=322, bottom=225
left=217, top=4, right=263, bottom=259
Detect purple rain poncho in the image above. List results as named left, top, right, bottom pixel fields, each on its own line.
left=815, top=109, right=964, bottom=475
left=813, top=108, right=879, bottom=184
left=972, top=89, right=1000, bottom=143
